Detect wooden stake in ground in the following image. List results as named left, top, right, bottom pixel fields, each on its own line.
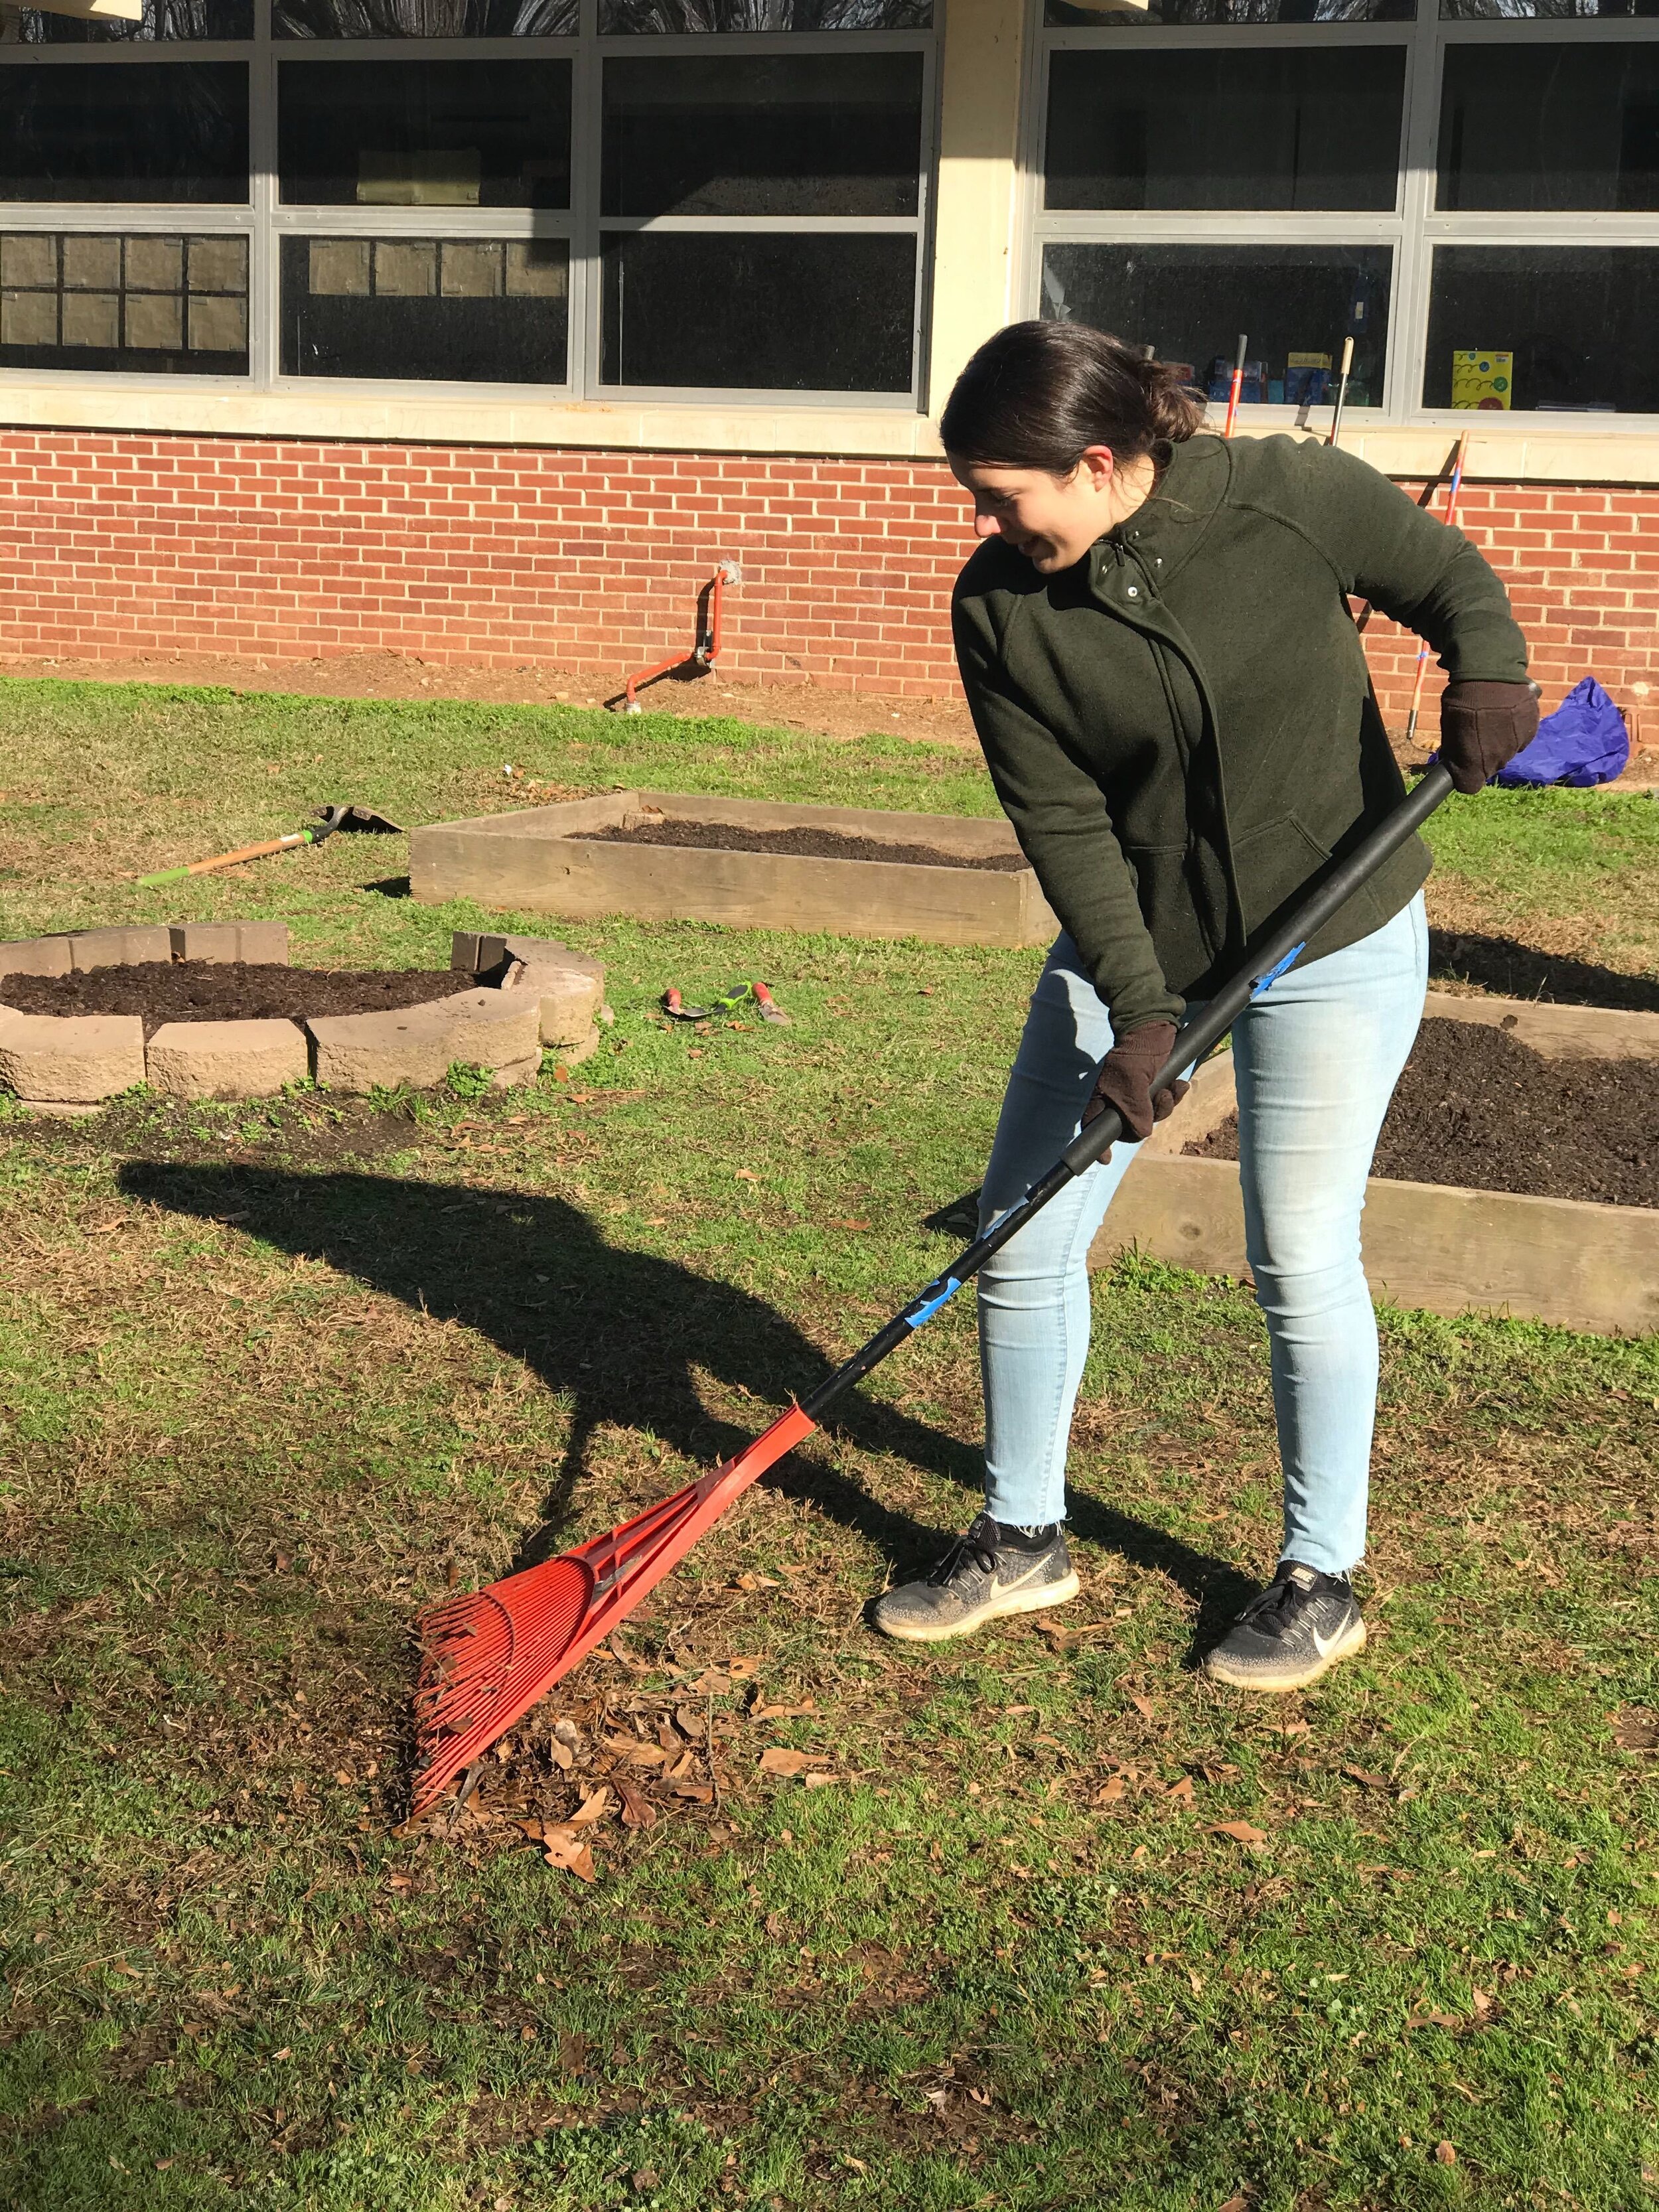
left=1402, top=432, right=1473, bottom=749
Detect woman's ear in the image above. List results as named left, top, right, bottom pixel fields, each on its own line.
left=1077, top=445, right=1117, bottom=495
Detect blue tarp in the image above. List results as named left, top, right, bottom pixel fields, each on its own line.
left=1494, top=676, right=1630, bottom=788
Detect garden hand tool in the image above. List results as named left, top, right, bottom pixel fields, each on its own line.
left=409, top=765, right=1457, bottom=1816
left=137, top=804, right=403, bottom=888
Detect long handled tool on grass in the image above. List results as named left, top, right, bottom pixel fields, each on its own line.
left=136, top=804, right=403, bottom=889
left=410, top=764, right=1457, bottom=1815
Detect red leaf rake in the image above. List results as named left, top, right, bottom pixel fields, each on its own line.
left=411, top=768, right=1455, bottom=1815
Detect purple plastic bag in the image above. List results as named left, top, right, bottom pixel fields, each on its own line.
left=1495, top=676, right=1629, bottom=788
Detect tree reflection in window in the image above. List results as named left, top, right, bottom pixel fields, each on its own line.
left=599, top=0, right=928, bottom=34
left=8, top=0, right=252, bottom=41
left=273, top=0, right=573, bottom=37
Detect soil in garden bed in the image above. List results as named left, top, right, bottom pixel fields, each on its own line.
left=575, top=818, right=1029, bottom=872
left=0, top=961, right=477, bottom=1039
left=1188, top=1017, right=1659, bottom=1209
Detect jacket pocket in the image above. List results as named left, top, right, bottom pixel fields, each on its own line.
left=1229, top=812, right=1331, bottom=938
left=1121, top=842, right=1217, bottom=993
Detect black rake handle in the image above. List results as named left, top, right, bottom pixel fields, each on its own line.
left=798, top=764, right=1455, bottom=1426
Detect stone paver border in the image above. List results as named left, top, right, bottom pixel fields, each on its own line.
left=0, top=923, right=604, bottom=1108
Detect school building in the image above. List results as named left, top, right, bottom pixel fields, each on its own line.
left=2, top=0, right=1658, bottom=737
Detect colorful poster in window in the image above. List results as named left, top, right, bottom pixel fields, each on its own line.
left=1451, top=349, right=1512, bottom=410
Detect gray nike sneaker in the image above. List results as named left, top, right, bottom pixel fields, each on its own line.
left=872, top=1513, right=1080, bottom=1644
left=1202, top=1560, right=1366, bottom=1691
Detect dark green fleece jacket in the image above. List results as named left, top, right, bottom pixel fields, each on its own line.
left=952, top=432, right=1528, bottom=1033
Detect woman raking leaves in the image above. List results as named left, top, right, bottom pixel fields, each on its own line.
left=870, top=321, right=1538, bottom=1690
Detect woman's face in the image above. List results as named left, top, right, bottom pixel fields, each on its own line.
left=948, top=446, right=1122, bottom=575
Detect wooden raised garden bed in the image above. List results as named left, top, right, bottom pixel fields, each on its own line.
left=410, top=790, right=1059, bottom=949
left=1094, top=992, right=1659, bottom=1338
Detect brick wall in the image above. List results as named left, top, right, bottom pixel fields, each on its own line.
left=2, top=426, right=1656, bottom=732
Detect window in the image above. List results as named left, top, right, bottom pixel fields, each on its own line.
left=0, top=230, right=248, bottom=370
left=1033, top=0, right=1659, bottom=420
left=0, top=0, right=931, bottom=400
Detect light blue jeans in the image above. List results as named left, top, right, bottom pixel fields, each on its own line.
left=977, top=893, right=1428, bottom=1577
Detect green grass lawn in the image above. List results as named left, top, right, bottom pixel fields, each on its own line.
left=1, top=678, right=1657, bottom=2210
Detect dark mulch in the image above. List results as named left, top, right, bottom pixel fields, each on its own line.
left=1187, top=1017, right=1659, bottom=1209
left=1, top=961, right=476, bottom=1039
left=575, top=819, right=1029, bottom=872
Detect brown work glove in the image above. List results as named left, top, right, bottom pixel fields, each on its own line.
left=1082, top=1019, right=1189, bottom=1143
left=1437, top=679, right=1540, bottom=794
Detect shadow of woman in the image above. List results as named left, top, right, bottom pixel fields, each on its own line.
left=119, top=1161, right=1252, bottom=1649
left=119, top=1161, right=975, bottom=1573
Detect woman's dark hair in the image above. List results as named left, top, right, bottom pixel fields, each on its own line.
left=939, top=320, right=1203, bottom=473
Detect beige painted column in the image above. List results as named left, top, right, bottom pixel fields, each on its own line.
left=925, top=0, right=1028, bottom=421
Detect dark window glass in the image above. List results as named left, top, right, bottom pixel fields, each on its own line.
left=1443, top=0, right=1656, bottom=17
left=1425, top=246, right=1659, bottom=411
left=0, top=230, right=248, bottom=372
left=1045, top=49, right=1404, bottom=210
left=14, top=0, right=253, bottom=40
left=1041, top=242, right=1391, bottom=408
left=601, top=231, right=914, bottom=389
left=1438, top=42, right=1659, bottom=210
left=1046, top=0, right=1410, bottom=21
left=601, top=0, right=928, bottom=31
left=602, top=55, right=922, bottom=217
left=0, top=63, right=248, bottom=203
left=280, top=235, right=567, bottom=382
left=274, top=0, right=573, bottom=36
left=278, top=60, right=571, bottom=208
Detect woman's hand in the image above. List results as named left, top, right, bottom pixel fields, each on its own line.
left=1437, top=680, right=1540, bottom=793
left=1082, top=1020, right=1189, bottom=1142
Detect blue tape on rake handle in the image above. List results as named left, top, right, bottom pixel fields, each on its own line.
left=904, top=1276, right=964, bottom=1330
left=1250, top=941, right=1305, bottom=999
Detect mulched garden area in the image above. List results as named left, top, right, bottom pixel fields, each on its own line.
left=576, top=818, right=1029, bottom=871
left=1188, top=1015, right=1659, bottom=1209
left=0, top=960, right=476, bottom=1039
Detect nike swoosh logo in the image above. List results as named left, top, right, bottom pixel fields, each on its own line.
left=1311, top=1625, right=1337, bottom=1658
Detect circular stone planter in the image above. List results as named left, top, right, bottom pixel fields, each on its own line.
left=0, top=922, right=605, bottom=1112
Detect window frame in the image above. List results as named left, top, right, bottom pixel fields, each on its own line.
left=0, top=0, right=938, bottom=409
left=1021, top=1, right=1659, bottom=431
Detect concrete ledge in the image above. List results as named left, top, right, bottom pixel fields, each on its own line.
left=502, top=958, right=605, bottom=1049
left=307, top=987, right=543, bottom=1094
left=0, top=1007, right=145, bottom=1104
left=1097, top=1048, right=1658, bottom=1337
left=147, top=1017, right=309, bottom=1101
left=414, top=791, right=1057, bottom=949
left=67, top=925, right=173, bottom=972
left=169, top=921, right=291, bottom=966
left=0, top=936, right=71, bottom=978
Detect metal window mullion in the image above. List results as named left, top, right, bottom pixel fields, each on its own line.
left=250, top=0, right=276, bottom=388
left=0, top=40, right=254, bottom=62
left=572, top=6, right=600, bottom=400
left=271, top=204, right=575, bottom=233
left=1042, top=21, right=1414, bottom=50
left=591, top=26, right=931, bottom=51
left=1435, top=13, right=1659, bottom=42
left=269, top=33, right=578, bottom=58
left=912, top=17, right=937, bottom=413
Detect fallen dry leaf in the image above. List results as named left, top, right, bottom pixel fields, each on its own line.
left=1210, top=1819, right=1268, bottom=1848
left=673, top=1782, right=715, bottom=1803
left=605, top=1737, right=667, bottom=1766
left=1165, top=1776, right=1195, bottom=1806
left=1093, top=1776, right=1125, bottom=1805
left=751, top=1700, right=816, bottom=1722
left=569, top=1787, right=613, bottom=1828
left=828, top=1217, right=871, bottom=1230
left=735, top=1574, right=780, bottom=1593
left=759, top=1747, right=831, bottom=1777
left=615, top=1781, right=656, bottom=1828
left=1216, top=2196, right=1249, bottom=2212
left=735, top=1168, right=760, bottom=1182
left=803, top=1771, right=839, bottom=1790
left=725, top=1654, right=764, bottom=1680
left=1435, top=2141, right=1457, bottom=2166
left=689, top=1668, right=732, bottom=1694
left=674, top=1705, right=705, bottom=1739
left=666, top=1749, right=697, bottom=1782
left=542, top=1826, right=597, bottom=1883
left=1406, top=2010, right=1463, bottom=2031
left=1342, top=1764, right=1390, bottom=1791
left=1129, top=1695, right=1157, bottom=1722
